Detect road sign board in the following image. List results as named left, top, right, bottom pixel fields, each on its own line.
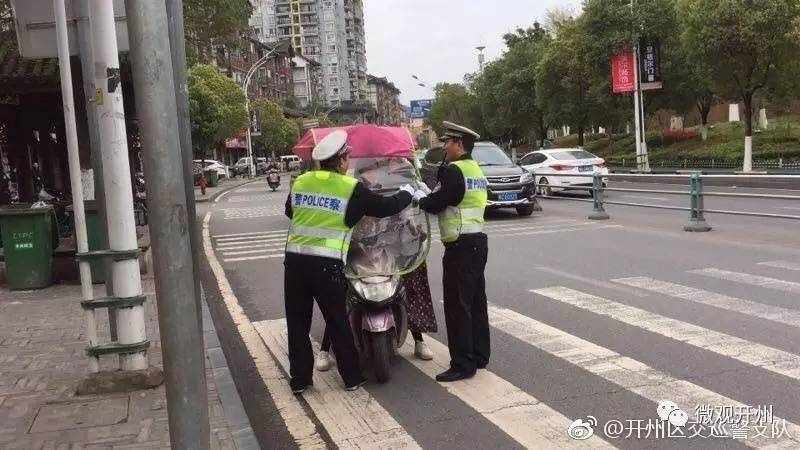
left=409, top=99, right=434, bottom=119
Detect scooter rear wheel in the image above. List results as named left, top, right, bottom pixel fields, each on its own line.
left=370, top=330, right=393, bottom=383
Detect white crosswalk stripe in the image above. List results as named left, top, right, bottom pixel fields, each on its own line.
left=758, top=261, right=800, bottom=271
left=253, top=320, right=422, bottom=449
left=227, top=194, right=272, bottom=203
left=212, top=229, right=287, bottom=263
left=614, top=277, right=800, bottom=328
left=487, top=301, right=800, bottom=448
left=397, top=336, right=614, bottom=448
left=691, top=268, right=800, bottom=294
left=532, top=286, right=800, bottom=381
left=221, top=206, right=286, bottom=220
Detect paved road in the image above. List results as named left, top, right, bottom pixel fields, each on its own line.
left=198, top=179, right=800, bottom=449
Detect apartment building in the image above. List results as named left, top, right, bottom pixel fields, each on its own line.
left=292, top=54, right=324, bottom=109
left=249, top=0, right=368, bottom=106
left=366, top=75, right=404, bottom=126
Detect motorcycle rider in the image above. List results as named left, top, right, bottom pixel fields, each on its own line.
left=283, top=130, right=425, bottom=393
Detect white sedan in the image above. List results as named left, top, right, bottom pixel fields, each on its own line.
left=518, top=149, right=609, bottom=196
left=193, top=159, right=230, bottom=179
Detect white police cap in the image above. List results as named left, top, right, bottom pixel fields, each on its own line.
left=438, top=121, right=480, bottom=142
left=312, top=130, right=350, bottom=162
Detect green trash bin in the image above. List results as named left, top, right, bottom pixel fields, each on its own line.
left=204, top=169, right=219, bottom=187
left=66, top=201, right=106, bottom=284
left=0, top=205, right=55, bottom=290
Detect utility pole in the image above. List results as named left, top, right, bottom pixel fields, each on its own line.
left=53, top=0, right=96, bottom=371
left=630, top=0, right=650, bottom=172
left=125, top=0, right=210, bottom=448
left=75, top=0, right=116, bottom=341
left=89, top=0, right=148, bottom=371
left=165, top=0, right=204, bottom=329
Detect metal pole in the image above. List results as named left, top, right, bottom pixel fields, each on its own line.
left=89, top=0, right=148, bottom=371
left=53, top=0, right=98, bottom=373
left=243, top=50, right=279, bottom=178
left=125, top=1, right=210, bottom=448
left=684, top=173, right=712, bottom=232
left=632, top=42, right=643, bottom=171
left=165, top=0, right=203, bottom=330
left=588, top=173, right=610, bottom=220
left=75, top=0, right=117, bottom=341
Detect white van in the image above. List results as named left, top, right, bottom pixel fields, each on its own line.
left=280, top=155, right=302, bottom=171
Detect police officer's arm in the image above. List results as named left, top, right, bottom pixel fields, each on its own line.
left=344, top=182, right=412, bottom=228
left=285, top=193, right=293, bottom=219
left=418, top=165, right=465, bottom=214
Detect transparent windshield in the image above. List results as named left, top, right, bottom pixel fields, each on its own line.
left=345, top=157, right=429, bottom=278
left=473, top=144, right=513, bottom=166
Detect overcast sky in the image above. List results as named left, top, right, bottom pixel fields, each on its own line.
left=363, top=0, right=583, bottom=105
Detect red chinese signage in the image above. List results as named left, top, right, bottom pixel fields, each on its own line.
left=611, top=52, right=636, bottom=94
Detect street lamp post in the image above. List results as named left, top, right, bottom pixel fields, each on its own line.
left=476, top=46, right=486, bottom=72
left=243, top=48, right=281, bottom=177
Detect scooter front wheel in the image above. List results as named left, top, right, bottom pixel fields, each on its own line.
left=369, top=330, right=394, bottom=383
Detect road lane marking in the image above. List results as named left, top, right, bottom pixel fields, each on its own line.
left=432, top=225, right=622, bottom=242
left=397, top=337, right=615, bottom=449
left=691, top=268, right=800, bottom=295
left=254, top=320, right=421, bottom=449
left=212, top=230, right=288, bottom=239
left=758, top=261, right=800, bottom=271
left=216, top=237, right=286, bottom=246
left=779, top=206, right=800, bottom=211
left=536, top=266, right=650, bottom=298
left=216, top=243, right=285, bottom=251
left=221, top=248, right=285, bottom=257
left=614, top=277, right=800, bottom=328
left=202, top=212, right=325, bottom=447
left=487, top=301, right=800, bottom=448
left=223, top=254, right=284, bottom=262
left=619, top=195, right=669, bottom=202
left=532, top=287, right=800, bottom=381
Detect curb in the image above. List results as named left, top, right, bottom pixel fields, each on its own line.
left=202, top=291, right=260, bottom=450
left=195, top=178, right=263, bottom=204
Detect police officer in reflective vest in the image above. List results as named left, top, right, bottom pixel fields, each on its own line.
left=284, top=130, right=418, bottom=393
left=418, top=121, right=489, bottom=382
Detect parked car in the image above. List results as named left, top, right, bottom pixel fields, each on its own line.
left=518, top=149, right=609, bottom=196
left=192, top=159, right=229, bottom=178
left=420, top=142, right=537, bottom=216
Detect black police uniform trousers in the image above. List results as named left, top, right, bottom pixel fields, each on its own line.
left=442, top=232, right=490, bottom=373
left=284, top=252, right=362, bottom=389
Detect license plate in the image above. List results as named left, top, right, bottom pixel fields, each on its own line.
left=498, top=192, right=518, bottom=202
left=579, top=165, right=594, bottom=172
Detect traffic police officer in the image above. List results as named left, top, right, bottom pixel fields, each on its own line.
left=419, top=121, right=489, bottom=382
left=284, top=130, right=417, bottom=393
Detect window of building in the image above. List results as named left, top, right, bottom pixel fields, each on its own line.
left=325, top=22, right=334, bottom=31
left=328, top=44, right=336, bottom=52
left=329, top=77, right=338, bottom=86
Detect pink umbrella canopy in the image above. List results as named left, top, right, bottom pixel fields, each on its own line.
left=293, top=125, right=415, bottom=161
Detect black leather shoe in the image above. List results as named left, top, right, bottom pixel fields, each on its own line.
left=291, top=381, right=313, bottom=394
left=435, top=368, right=476, bottom=382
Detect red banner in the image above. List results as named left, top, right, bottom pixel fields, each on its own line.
left=611, top=52, right=636, bottom=94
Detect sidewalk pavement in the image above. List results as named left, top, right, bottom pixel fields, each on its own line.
left=195, top=177, right=262, bottom=203
left=0, top=277, right=257, bottom=449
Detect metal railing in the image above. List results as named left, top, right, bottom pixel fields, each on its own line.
left=533, top=172, right=800, bottom=232
left=609, top=158, right=800, bottom=171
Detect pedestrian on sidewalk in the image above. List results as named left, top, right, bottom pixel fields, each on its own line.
left=199, top=171, right=207, bottom=196
left=417, top=121, right=490, bottom=382
left=283, top=130, right=423, bottom=393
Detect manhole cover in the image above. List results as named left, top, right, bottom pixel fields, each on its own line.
left=29, top=397, right=129, bottom=433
